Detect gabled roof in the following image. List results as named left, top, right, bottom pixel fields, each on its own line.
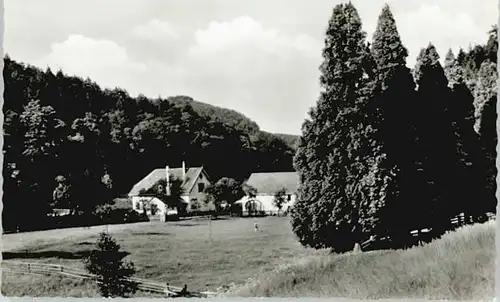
left=245, top=172, right=299, bottom=194
left=128, top=166, right=206, bottom=196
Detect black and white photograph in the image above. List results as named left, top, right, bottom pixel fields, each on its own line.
left=0, top=0, right=498, bottom=300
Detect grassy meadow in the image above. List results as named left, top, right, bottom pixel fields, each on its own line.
left=2, top=216, right=495, bottom=299
left=227, top=220, right=495, bottom=300
left=2, top=216, right=325, bottom=297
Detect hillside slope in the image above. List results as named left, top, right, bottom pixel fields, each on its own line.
left=273, top=133, right=299, bottom=150
left=167, top=95, right=261, bottom=134
left=226, top=221, right=495, bottom=300
left=167, top=95, right=299, bottom=150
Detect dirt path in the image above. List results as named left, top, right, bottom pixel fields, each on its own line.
left=2, top=222, right=150, bottom=252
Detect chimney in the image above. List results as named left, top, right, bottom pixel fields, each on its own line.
left=165, top=165, right=170, bottom=195
left=182, top=161, right=186, bottom=182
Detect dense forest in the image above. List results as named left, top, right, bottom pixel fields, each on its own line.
left=2, top=56, right=296, bottom=232
left=291, top=3, right=497, bottom=252
left=168, top=96, right=300, bottom=149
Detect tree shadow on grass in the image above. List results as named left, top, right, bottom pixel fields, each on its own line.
left=3, top=250, right=130, bottom=260
left=173, top=223, right=201, bottom=227
left=130, top=232, right=171, bottom=236
left=184, top=216, right=231, bottom=222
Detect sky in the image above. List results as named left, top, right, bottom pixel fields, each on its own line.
left=5, top=0, right=498, bottom=135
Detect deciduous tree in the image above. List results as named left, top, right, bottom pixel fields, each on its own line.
left=272, top=187, right=288, bottom=216
left=52, top=175, right=73, bottom=211
left=205, top=177, right=245, bottom=215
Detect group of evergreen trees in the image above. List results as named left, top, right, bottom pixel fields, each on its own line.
left=2, top=57, right=296, bottom=232
left=291, top=2, right=497, bottom=252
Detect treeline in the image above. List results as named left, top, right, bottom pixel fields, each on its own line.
left=2, top=56, right=295, bottom=232
left=272, top=133, right=299, bottom=150
left=291, top=3, right=497, bottom=252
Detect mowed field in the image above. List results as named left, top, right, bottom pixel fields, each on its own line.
left=2, top=216, right=325, bottom=297
left=2, top=216, right=495, bottom=299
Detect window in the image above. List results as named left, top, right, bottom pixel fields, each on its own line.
left=135, top=202, right=141, bottom=210
left=287, top=194, right=291, bottom=201
left=198, top=183, right=205, bottom=192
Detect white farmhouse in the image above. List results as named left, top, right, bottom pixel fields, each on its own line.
left=128, top=161, right=212, bottom=220
left=235, top=172, right=299, bottom=215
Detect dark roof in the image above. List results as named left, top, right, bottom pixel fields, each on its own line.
left=245, top=172, right=299, bottom=194
left=128, top=166, right=205, bottom=196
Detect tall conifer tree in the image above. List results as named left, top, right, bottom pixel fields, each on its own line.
left=368, top=3, right=420, bottom=246
left=414, top=44, right=460, bottom=237
left=444, top=48, right=465, bottom=87
left=444, top=49, right=484, bottom=225
left=475, top=61, right=498, bottom=220
left=474, top=61, right=498, bottom=133
left=448, top=81, right=483, bottom=224
left=291, top=2, right=375, bottom=252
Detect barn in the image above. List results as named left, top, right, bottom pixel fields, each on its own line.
left=128, top=161, right=212, bottom=220
left=235, top=172, right=299, bottom=215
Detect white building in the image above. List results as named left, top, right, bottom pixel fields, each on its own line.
left=128, top=161, right=212, bottom=220
left=235, top=172, right=299, bottom=215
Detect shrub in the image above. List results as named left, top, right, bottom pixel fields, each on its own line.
left=93, top=204, right=149, bottom=225
left=84, top=232, right=138, bottom=297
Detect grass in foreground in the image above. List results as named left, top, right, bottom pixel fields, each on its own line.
left=226, top=220, right=495, bottom=300
left=2, top=216, right=325, bottom=297
left=1, top=274, right=100, bottom=297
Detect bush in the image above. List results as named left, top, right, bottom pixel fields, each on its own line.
left=84, top=232, right=138, bottom=297
left=230, top=203, right=243, bottom=217
left=93, top=204, right=149, bottom=225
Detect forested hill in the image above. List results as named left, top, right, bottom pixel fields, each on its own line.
left=273, top=133, right=299, bottom=150
left=2, top=56, right=296, bottom=231
left=167, top=95, right=261, bottom=134
left=167, top=96, right=300, bottom=150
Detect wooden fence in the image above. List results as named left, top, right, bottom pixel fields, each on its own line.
left=360, top=212, right=496, bottom=250
left=1, top=261, right=217, bottom=298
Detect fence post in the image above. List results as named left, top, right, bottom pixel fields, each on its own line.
left=27, top=264, right=30, bottom=273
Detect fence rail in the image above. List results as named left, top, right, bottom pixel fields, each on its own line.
left=359, top=212, right=496, bottom=250
left=1, top=261, right=217, bottom=298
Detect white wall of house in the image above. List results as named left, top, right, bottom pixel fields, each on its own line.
left=131, top=196, right=167, bottom=216
left=189, top=173, right=210, bottom=200
left=132, top=195, right=195, bottom=216
left=185, top=171, right=212, bottom=212
left=149, top=198, right=168, bottom=215
left=236, top=193, right=296, bottom=214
